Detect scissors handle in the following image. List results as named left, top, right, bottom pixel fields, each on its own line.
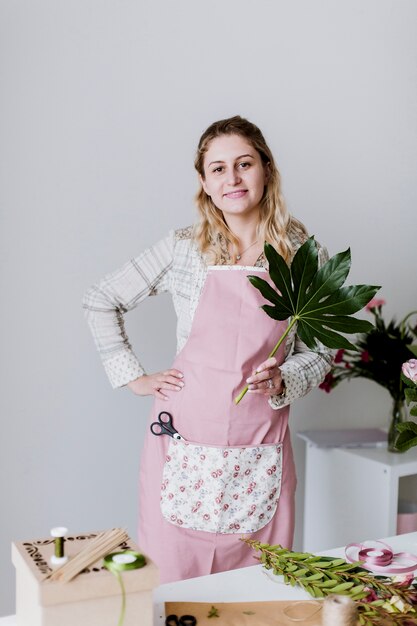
left=150, top=421, right=165, bottom=436
left=165, top=616, right=196, bottom=626
left=158, top=411, right=174, bottom=426
left=180, top=616, right=197, bottom=626
left=150, top=412, right=184, bottom=440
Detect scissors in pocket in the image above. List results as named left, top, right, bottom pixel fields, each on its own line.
left=165, top=615, right=196, bottom=626
left=150, top=411, right=184, bottom=441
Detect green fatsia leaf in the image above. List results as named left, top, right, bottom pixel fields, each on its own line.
left=317, top=316, right=375, bottom=334
left=248, top=239, right=380, bottom=352
left=308, top=284, right=381, bottom=316
left=302, top=248, right=352, bottom=311
left=296, top=320, right=319, bottom=350
left=299, top=319, right=359, bottom=350
left=247, top=276, right=282, bottom=306
left=236, top=238, right=381, bottom=404
left=290, top=237, right=318, bottom=310
left=264, top=242, right=295, bottom=310
left=262, top=304, right=293, bottom=321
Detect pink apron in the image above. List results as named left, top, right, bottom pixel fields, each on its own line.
left=138, top=266, right=297, bottom=583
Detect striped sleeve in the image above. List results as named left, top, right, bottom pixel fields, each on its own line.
left=83, top=230, right=175, bottom=388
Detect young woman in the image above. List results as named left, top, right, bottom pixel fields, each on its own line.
left=83, top=116, right=332, bottom=583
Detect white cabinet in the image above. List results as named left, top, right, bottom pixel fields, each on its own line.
left=300, top=437, right=417, bottom=552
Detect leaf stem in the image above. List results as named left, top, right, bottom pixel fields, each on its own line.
left=234, top=316, right=299, bottom=404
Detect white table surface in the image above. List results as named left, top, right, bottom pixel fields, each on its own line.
left=3, top=533, right=417, bottom=626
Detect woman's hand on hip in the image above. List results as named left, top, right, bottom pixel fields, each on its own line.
left=127, top=369, right=184, bottom=400
left=246, top=357, right=284, bottom=397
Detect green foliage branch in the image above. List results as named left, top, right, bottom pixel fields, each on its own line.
left=243, top=539, right=417, bottom=625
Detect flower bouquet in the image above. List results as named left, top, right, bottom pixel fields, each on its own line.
left=318, top=300, right=417, bottom=450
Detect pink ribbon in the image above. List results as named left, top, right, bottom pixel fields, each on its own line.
left=345, top=540, right=417, bottom=574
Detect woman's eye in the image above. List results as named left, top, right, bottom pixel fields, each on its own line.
left=239, top=162, right=250, bottom=169
left=213, top=166, right=223, bottom=173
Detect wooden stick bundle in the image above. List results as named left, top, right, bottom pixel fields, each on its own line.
left=47, top=528, right=129, bottom=583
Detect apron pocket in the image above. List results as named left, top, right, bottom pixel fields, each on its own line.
left=160, top=439, right=283, bottom=534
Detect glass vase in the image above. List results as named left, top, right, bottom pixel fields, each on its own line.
left=387, top=398, right=407, bottom=453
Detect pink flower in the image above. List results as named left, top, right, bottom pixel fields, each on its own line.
left=319, top=373, right=335, bottom=393
left=362, top=588, right=378, bottom=603
left=365, top=298, right=386, bottom=312
left=334, top=349, right=345, bottom=363
left=361, top=350, right=370, bottom=363
left=402, top=359, right=417, bottom=384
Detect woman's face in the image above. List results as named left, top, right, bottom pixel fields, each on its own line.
left=200, top=134, right=269, bottom=220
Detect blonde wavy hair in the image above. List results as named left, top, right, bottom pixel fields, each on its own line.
left=193, top=115, right=308, bottom=265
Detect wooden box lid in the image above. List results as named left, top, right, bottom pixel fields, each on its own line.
left=12, top=531, right=159, bottom=606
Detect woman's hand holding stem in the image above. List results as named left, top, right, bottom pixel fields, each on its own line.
left=246, top=357, right=284, bottom=397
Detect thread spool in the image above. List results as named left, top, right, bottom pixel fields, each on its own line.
left=322, top=595, right=358, bottom=626
left=50, top=527, right=68, bottom=566
left=103, top=551, right=146, bottom=572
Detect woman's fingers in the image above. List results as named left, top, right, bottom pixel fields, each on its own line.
left=154, top=388, right=169, bottom=400
left=248, top=370, right=271, bottom=385
left=246, top=357, right=277, bottom=385
left=163, top=369, right=184, bottom=379
left=155, top=379, right=184, bottom=392
left=153, top=370, right=185, bottom=399
left=157, top=373, right=185, bottom=390
left=246, top=358, right=283, bottom=396
left=127, top=369, right=184, bottom=398
left=154, top=369, right=184, bottom=400
left=254, top=357, right=277, bottom=374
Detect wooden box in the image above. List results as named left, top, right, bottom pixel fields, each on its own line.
left=12, top=531, right=159, bottom=626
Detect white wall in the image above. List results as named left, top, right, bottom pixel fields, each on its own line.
left=1, top=0, right=416, bottom=616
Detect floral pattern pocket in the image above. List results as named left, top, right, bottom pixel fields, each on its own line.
left=160, top=439, right=283, bottom=534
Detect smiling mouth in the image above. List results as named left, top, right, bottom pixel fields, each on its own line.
left=224, top=190, right=248, bottom=199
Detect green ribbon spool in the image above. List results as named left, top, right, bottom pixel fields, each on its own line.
left=103, top=551, right=147, bottom=626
